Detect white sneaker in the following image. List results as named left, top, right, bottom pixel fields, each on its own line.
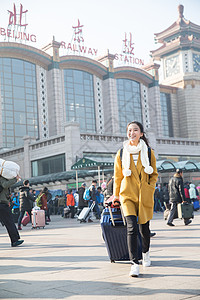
left=142, top=251, right=151, bottom=267
left=129, top=263, right=139, bottom=277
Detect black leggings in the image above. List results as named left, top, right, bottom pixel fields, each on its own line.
left=125, top=215, right=150, bottom=264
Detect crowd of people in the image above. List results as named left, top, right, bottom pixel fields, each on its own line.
left=153, top=180, right=200, bottom=214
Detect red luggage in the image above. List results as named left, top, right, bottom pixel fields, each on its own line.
left=31, top=210, right=45, bottom=229
left=21, top=212, right=30, bottom=226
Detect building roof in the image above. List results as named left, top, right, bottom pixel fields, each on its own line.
left=151, top=5, right=200, bottom=59
left=71, top=157, right=114, bottom=170
left=157, top=160, right=200, bottom=172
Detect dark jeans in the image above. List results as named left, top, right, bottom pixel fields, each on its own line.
left=125, top=215, right=150, bottom=264
left=0, top=203, right=20, bottom=244
left=167, top=202, right=189, bottom=224
left=18, top=210, right=32, bottom=227
left=89, top=200, right=101, bottom=219
left=69, top=206, right=75, bottom=218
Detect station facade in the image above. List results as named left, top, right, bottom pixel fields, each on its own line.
left=0, top=5, right=200, bottom=189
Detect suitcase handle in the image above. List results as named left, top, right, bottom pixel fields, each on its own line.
left=108, top=203, right=126, bottom=227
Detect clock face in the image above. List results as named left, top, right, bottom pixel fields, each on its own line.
left=165, top=55, right=180, bottom=77
left=193, top=53, right=200, bottom=72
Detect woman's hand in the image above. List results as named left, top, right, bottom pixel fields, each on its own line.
left=112, top=196, right=120, bottom=206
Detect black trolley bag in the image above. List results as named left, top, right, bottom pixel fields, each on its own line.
left=101, top=201, right=142, bottom=263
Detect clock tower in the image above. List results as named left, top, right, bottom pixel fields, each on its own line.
left=150, top=5, right=200, bottom=139
left=151, top=4, right=200, bottom=87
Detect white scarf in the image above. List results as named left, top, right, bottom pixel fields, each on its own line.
left=122, top=139, right=153, bottom=177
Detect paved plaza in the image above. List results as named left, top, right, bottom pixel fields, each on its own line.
left=0, top=211, right=200, bottom=300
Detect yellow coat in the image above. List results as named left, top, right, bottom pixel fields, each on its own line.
left=114, top=149, right=158, bottom=224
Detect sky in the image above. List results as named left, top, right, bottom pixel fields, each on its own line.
left=0, top=0, right=200, bottom=66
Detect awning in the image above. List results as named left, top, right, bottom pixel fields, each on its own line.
left=71, top=156, right=114, bottom=170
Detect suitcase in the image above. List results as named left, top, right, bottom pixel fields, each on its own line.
left=177, top=203, right=194, bottom=219
left=32, top=210, right=45, bottom=228
left=78, top=202, right=95, bottom=222
left=101, top=205, right=142, bottom=263
left=21, top=212, right=30, bottom=226
left=193, top=200, right=200, bottom=211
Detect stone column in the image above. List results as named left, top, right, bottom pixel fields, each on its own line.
left=64, top=123, right=81, bottom=171
left=23, top=136, right=36, bottom=179
left=148, top=85, right=163, bottom=137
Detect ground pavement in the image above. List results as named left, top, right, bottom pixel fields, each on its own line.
left=0, top=211, right=200, bottom=300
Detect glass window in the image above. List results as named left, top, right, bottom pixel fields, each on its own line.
left=64, top=69, right=96, bottom=133
left=160, top=93, right=173, bottom=137
left=116, top=79, right=142, bottom=134
left=0, top=58, right=39, bottom=148
left=31, top=154, right=66, bottom=177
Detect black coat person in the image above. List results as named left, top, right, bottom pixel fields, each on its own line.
left=17, top=180, right=35, bottom=230
left=78, top=183, right=87, bottom=209
left=167, top=169, right=192, bottom=226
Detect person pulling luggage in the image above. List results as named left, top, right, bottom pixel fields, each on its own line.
left=167, top=169, right=192, bottom=226
left=113, top=121, right=158, bottom=277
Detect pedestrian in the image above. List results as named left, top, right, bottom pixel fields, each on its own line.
left=103, top=175, right=114, bottom=203
left=167, top=169, right=192, bottom=226
left=96, top=186, right=104, bottom=212
left=78, top=183, right=88, bottom=212
left=189, top=183, right=197, bottom=202
left=189, top=183, right=199, bottom=211
left=36, top=187, right=50, bottom=224
left=66, top=190, right=75, bottom=218
left=57, top=195, right=65, bottom=217
left=162, top=182, right=170, bottom=208
left=53, top=195, right=59, bottom=215
left=46, top=189, right=52, bottom=222
left=18, top=180, right=36, bottom=230
left=113, top=121, right=158, bottom=277
left=89, top=180, right=101, bottom=220
left=0, top=174, right=24, bottom=247
left=12, top=192, right=20, bottom=213
left=154, top=185, right=160, bottom=212
left=184, top=182, right=190, bottom=203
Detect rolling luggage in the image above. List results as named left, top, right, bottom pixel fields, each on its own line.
left=177, top=202, right=194, bottom=219
left=21, top=212, right=30, bottom=226
left=101, top=204, right=142, bottom=263
left=193, top=200, right=200, bottom=211
left=78, top=202, right=95, bottom=223
left=32, top=210, right=45, bottom=229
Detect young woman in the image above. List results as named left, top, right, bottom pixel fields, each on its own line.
left=113, top=121, right=158, bottom=277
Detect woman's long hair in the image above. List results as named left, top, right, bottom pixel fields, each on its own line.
left=126, top=121, right=150, bottom=148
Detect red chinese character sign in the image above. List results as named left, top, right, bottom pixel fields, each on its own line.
left=114, top=32, right=144, bottom=67
left=8, top=3, right=28, bottom=27
left=60, top=19, right=98, bottom=57
left=0, top=3, right=36, bottom=43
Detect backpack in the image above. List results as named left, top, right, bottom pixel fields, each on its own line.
left=83, top=188, right=91, bottom=201
left=36, top=193, right=44, bottom=207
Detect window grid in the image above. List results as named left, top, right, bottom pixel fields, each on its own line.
left=0, top=58, right=38, bottom=148
left=64, top=69, right=96, bottom=133
left=117, top=79, right=142, bottom=134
